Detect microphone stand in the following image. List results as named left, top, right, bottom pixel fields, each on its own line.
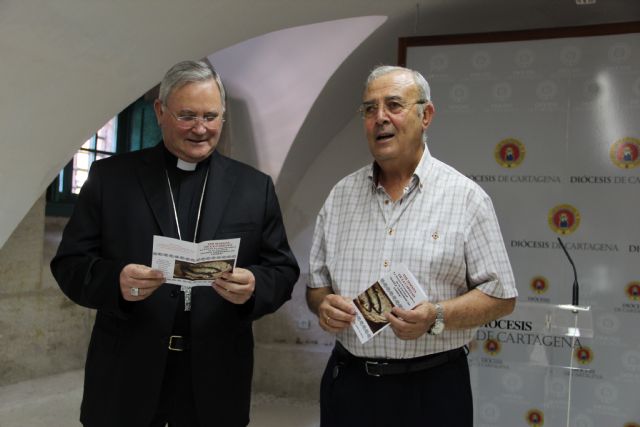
left=556, top=237, right=580, bottom=427
left=557, top=237, right=579, bottom=308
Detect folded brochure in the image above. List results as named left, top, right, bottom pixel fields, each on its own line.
left=151, top=235, right=240, bottom=287
left=352, top=264, right=428, bottom=344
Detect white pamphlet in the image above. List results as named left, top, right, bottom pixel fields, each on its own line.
left=352, top=264, right=428, bottom=344
left=151, top=235, right=240, bottom=288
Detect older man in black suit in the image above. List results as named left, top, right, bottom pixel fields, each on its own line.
left=51, top=60, right=299, bottom=427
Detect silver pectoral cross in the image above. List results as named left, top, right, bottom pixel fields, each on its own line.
left=181, top=286, right=192, bottom=311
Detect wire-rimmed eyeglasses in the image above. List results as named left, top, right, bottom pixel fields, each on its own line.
left=165, top=108, right=224, bottom=129
left=359, top=99, right=427, bottom=119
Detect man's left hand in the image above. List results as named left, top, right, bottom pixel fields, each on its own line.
left=213, top=267, right=255, bottom=305
left=386, top=302, right=433, bottom=340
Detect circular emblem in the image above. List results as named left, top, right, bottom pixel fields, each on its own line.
left=597, top=313, right=620, bottom=334
left=536, top=80, right=558, bottom=101
left=525, top=409, right=544, bottom=426
left=610, top=137, right=640, bottom=169
left=480, top=403, right=500, bottom=423
left=574, top=414, right=595, bottom=427
left=483, top=338, right=501, bottom=356
left=492, top=82, right=512, bottom=102
left=574, top=345, right=593, bottom=365
left=430, top=54, right=448, bottom=72
left=560, top=45, right=581, bottom=67
left=548, top=204, right=580, bottom=235
left=545, top=377, right=566, bottom=398
left=595, top=382, right=617, bottom=405
left=472, top=51, right=491, bottom=70
left=626, top=281, right=640, bottom=301
left=608, top=43, right=631, bottom=64
left=515, top=49, right=535, bottom=68
left=502, top=372, right=523, bottom=392
left=450, top=84, right=469, bottom=103
left=495, top=138, right=525, bottom=168
left=530, top=276, right=549, bottom=295
left=621, top=350, right=640, bottom=372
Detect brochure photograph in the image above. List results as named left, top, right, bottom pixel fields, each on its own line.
left=352, top=264, right=428, bottom=344
left=151, top=235, right=240, bottom=288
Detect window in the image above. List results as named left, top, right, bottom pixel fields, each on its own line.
left=73, top=117, right=118, bottom=194
left=46, top=96, right=161, bottom=216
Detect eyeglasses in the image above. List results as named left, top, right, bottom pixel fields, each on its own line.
left=359, top=99, right=427, bottom=119
left=165, top=108, right=224, bottom=129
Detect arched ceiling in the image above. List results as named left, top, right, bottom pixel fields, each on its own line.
left=0, top=0, right=637, bottom=248
left=209, top=16, right=386, bottom=181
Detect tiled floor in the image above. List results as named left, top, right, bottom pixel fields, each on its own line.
left=0, top=370, right=319, bottom=427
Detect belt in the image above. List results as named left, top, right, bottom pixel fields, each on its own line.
left=333, top=342, right=464, bottom=377
left=168, top=335, right=190, bottom=352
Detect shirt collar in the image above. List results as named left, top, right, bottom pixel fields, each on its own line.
left=162, top=143, right=212, bottom=173
left=367, top=143, right=432, bottom=192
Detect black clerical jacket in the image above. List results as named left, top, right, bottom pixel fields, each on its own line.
left=51, top=144, right=299, bottom=427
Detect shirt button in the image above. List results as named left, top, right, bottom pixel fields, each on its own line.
left=384, top=200, right=390, bottom=205
left=388, top=228, right=394, bottom=235
left=383, top=260, right=389, bottom=267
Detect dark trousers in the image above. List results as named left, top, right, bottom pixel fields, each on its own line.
left=149, top=350, right=199, bottom=427
left=320, top=345, right=473, bottom=427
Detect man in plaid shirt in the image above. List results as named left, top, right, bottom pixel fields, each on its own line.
left=307, top=65, right=517, bottom=427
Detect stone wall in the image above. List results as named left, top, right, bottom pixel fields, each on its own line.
left=0, top=196, right=93, bottom=386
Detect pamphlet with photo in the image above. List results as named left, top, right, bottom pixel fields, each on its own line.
left=352, top=264, right=428, bottom=344
left=151, top=235, right=240, bottom=287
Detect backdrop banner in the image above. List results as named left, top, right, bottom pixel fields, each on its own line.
left=403, top=25, right=640, bottom=427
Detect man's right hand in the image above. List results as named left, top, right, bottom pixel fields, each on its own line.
left=307, top=287, right=356, bottom=333
left=119, top=264, right=165, bottom=301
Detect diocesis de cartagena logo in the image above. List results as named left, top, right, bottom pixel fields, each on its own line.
left=530, top=276, right=549, bottom=295
left=575, top=346, right=594, bottom=365
left=548, top=204, right=580, bottom=235
left=626, top=282, right=640, bottom=301
left=483, top=338, right=501, bottom=356
left=495, top=138, right=525, bottom=168
left=610, top=137, right=640, bottom=169
left=525, top=409, right=544, bottom=426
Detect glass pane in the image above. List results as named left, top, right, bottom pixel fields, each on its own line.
left=82, top=135, right=95, bottom=150
left=95, top=117, right=118, bottom=153
left=72, top=169, right=89, bottom=194
left=70, top=116, right=117, bottom=194
left=74, top=151, right=91, bottom=171
left=58, top=170, right=64, bottom=193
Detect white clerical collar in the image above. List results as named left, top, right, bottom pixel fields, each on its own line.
left=176, top=158, right=197, bottom=171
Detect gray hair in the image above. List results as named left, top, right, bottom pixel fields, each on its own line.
left=365, top=65, right=431, bottom=111
left=158, top=60, right=226, bottom=111
left=365, top=65, right=432, bottom=142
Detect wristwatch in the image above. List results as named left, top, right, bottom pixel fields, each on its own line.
left=427, top=303, right=445, bottom=335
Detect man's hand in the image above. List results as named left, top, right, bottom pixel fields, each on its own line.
left=387, top=302, right=435, bottom=340
left=213, top=267, right=255, bottom=305
left=120, top=264, right=165, bottom=301
left=317, top=294, right=356, bottom=333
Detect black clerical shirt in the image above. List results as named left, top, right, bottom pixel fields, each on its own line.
left=163, top=145, right=211, bottom=336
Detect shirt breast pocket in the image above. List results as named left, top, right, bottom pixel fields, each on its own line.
left=410, top=228, right=466, bottom=286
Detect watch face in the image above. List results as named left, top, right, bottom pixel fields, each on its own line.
left=430, top=321, right=445, bottom=335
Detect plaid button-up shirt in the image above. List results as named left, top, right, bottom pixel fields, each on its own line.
left=309, top=145, right=517, bottom=359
